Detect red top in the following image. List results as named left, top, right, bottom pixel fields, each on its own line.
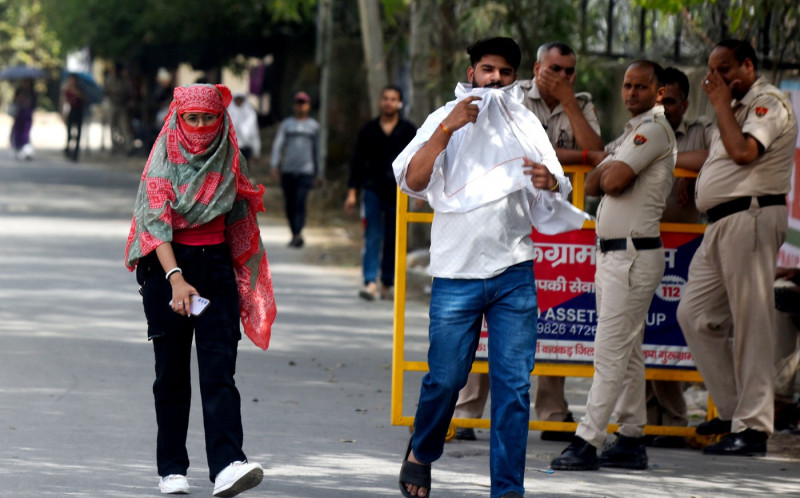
left=173, top=215, right=225, bottom=246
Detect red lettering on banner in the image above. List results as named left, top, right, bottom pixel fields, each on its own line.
left=541, top=344, right=574, bottom=358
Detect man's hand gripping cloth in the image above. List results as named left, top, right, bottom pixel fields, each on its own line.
left=124, top=84, right=276, bottom=350
left=393, top=82, right=590, bottom=234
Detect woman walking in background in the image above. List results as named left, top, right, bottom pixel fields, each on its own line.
left=10, top=78, right=36, bottom=160
left=61, top=74, right=86, bottom=161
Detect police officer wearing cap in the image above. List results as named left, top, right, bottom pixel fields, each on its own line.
left=551, top=60, right=676, bottom=471
left=677, top=39, right=798, bottom=456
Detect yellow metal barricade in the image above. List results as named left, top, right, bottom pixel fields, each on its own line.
left=392, top=165, right=715, bottom=439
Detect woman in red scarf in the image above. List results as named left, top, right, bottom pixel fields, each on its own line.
left=125, top=84, right=276, bottom=497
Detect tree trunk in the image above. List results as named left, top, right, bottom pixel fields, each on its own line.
left=358, top=0, right=388, bottom=117
left=606, top=0, right=615, bottom=56
left=408, top=0, right=435, bottom=125
left=316, top=0, right=334, bottom=176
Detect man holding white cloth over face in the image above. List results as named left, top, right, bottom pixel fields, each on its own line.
left=394, top=37, right=587, bottom=498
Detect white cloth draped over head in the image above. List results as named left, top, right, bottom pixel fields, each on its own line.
left=393, top=81, right=590, bottom=234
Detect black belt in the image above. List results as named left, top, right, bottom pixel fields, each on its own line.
left=706, top=194, right=786, bottom=223
left=596, top=237, right=662, bottom=253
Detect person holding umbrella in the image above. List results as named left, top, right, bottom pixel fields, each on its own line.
left=10, top=78, right=36, bottom=160
left=61, top=74, right=87, bottom=161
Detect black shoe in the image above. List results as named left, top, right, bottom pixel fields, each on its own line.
left=703, top=429, right=767, bottom=456
left=500, top=492, right=523, bottom=498
left=541, top=413, right=576, bottom=442
left=599, top=435, right=649, bottom=469
left=288, top=235, right=304, bottom=248
left=647, top=435, right=688, bottom=449
left=550, top=436, right=599, bottom=470
left=695, top=417, right=732, bottom=435
left=455, top=428, right=476, bottom=441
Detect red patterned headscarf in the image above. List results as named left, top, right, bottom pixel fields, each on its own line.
left=125, top=84, right=276, bottom=350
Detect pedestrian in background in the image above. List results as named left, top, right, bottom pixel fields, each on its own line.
left=61, top=74, right=87, bottom=162
left=270, top=91, right=321, bottom=248
left=10, top=78, right=36, bottom=160
left=344, top=84, right=416, bottom=301
left=677, top=39, right=798, bottom=457
left=228, top=92, right=261, bottom=164
left=125, top=83, right=276, bottom=497
left=104, top=63, right=134, bottom=155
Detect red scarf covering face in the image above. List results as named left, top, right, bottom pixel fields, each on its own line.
left=125, top=84, right=276, bottom=350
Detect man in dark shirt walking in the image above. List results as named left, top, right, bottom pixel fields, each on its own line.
left=345, top=85, right=417, bottom=300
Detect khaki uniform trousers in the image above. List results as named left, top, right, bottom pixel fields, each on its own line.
left=453, top=371, right=490, bottom=419
left=576, top=246, right=665, bottom=448
left=454, top=373, right=570, bottom=421
left=677, top=205, right=787, bottom=435
left=645, top=380, right=688, bottom=426
left=774, top=307, right=800, bottom=404
left=534, top=376, right=570, bottom=421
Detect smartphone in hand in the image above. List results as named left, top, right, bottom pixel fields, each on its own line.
left=169, top=295, right=211, bottom=316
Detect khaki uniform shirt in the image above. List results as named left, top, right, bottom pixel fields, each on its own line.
left=661, top=116, right=716, bottom=223
left=696, top=77, right=798, bottom=213
left=519, top=78, right=600, bottom=149
left=596, top=105, right=677, bottom=239
left=676, top=116, right=714, bottom=152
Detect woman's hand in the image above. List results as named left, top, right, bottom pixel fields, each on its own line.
left=169, top=273, right=199, bottom=316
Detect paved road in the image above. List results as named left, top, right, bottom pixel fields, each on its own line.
left=0, top=149, right=798, bottom=497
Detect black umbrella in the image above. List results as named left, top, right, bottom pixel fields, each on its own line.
left=0, top=65, right=46, bottom=80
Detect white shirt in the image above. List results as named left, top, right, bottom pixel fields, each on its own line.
left=227, top=100, right=261, bottom=157
left=393, top=82, right=587, bottom=278
left=428, top=192, right=538, bottom=278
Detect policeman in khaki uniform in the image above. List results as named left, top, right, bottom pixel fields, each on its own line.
left=520, top=42, right=604, bottom=166
left=452, top=42, right=604, bottom=442
left=677, top=39, right=798, bottom=456
left=659, top=67, right=715, bottom=224
left=645, top=67, right=716, bottom=448
left=773, top=266, right=800, bottom=432
left=551, top=60, right=676, bottom=471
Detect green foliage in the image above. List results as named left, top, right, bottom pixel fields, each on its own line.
left=0, top=0, right=62, bottom=69
left=633, top=0, right=708, bottom=15
left=381, top=0, right=409, bottom=26
left=39, top=0, right=316, bottom=69
left=268, top=0, right=317, bottom=23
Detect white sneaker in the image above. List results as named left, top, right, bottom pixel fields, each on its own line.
left=159, top=474, right=189, bottom=494
left=213, top=461, right=264, bottom=497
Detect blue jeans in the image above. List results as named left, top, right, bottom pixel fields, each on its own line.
left=362, top=188, right=396, bottom=286
left=411, top=261, right=538, bottom=497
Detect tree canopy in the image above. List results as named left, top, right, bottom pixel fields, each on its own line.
left=39, top=0, right=317, bottom=70
left=0, top=0, right=61, bottom=69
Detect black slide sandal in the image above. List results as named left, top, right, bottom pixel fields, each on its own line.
left=399, top=438, right=431, bottom=497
